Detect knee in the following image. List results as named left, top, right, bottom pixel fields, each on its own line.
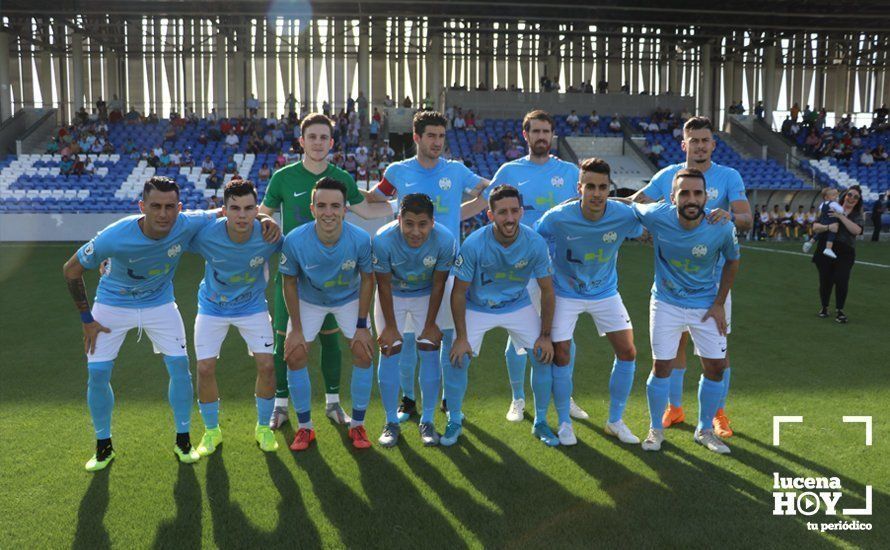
left=287, top=349, right=308, bottom=370
left=196, top=360, right=216, bottom=378
left=615, top=343, right=636, bottom=362
left=553, top=341, right=572, bottom=366
left=653, top=360, right=672, bottom=378
left=702, top=358, right=726, bottom=381
left=255, top=356, right=274, bottom=377
left=417, top=342, right=438, bottom=352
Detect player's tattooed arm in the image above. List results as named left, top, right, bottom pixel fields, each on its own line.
left=728, top=199, right=753, bottom=232
left=63, top=253, right=110, bottom=354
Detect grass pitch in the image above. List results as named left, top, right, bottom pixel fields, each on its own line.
left=1, top=239, right=888, bottom=548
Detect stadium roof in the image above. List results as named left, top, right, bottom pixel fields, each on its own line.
left=3, top=0, right=890, bottom=33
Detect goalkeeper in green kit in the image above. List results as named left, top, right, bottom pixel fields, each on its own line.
left=259, top=113, right=393, bottom=428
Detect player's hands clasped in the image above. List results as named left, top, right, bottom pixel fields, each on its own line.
left=83, top=320, right=111, bottom=355
left=449, top=337, right=472, bottom=366
left=702, top=303, right=728, bottom=335
left=533, top=335, right=554, bottom=364
left=377, top=325, right=403, bottom=357
left=418, top=322, right=443, bottom=348
left=284, top=330, right=308, bottom=363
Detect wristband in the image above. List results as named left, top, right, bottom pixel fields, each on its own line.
left=81, top=311, right=94, bottom=324
left=356, top=318, right=368, bottom=329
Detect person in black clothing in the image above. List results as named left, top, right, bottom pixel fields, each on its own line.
left=871, top=193, right=886, bottom=241
left=811, top=185, right=864, bottom=323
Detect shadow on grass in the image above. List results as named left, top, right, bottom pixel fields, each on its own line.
left=151, top=463, right=202, bottom=549
left=72, top=468, right=111, bottom=550
left=203, top=449, right=321, bottom=548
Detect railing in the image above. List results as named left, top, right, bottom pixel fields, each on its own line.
left=16, top=109, right=59, bottom=156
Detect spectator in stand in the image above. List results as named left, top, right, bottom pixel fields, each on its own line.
left=206, top=195, right=220, bottom=209
left=872, top=144, right=888, bottom=162
left=181, top=149, right=194, bottom=167
left=247, top=94, right=259, bottom=117
left=71, top=155, right=86, bottom=175
left=609, top=116, right=621, bottom=132
left=369, top=118, right=380, bottom=141
left=147, top=112, right=159, bottom=124
left=472, top=135, right=486, bottom=154
left=159, top=150, right=172, bottom=167
left=201, top=156, right=215, bottom=174
left=124, top=107, right=142, bottom=124
left=343, top=153, right=357, bottom=177
left=83, top=156, right=96, bottom=175
left=355, top=144, right=369, bottom=166
left=860, top=149, right=875, bottom=166
left=46, top=138, right=60, bottom=154
left=402, top=95, right=413, bottom=108
left=465, top=110, right=476, bottom=129
left=452, top=113, right=466, bottom=130
left=805, top=130, right=822, bottom=156
left=258, top=163, right=271, bottom=182
left=274, top=151, right=287, bottom=170
left=790, top=102, right=800, bottom=122
left=754, top=101, right=765, bottom=120
left=487, top=136, right=500, bottom=152
left=223, top=130, right=239, bottom=149
left=206, top=169, right=221, bottom=190
left=224, top=155, right=238, bottom=174
left=650, top=141, right=664, bottom=161
left=566, top=110, right=580, bottom=133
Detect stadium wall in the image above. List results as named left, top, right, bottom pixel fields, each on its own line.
left=445, top=91, right=695, bottom=120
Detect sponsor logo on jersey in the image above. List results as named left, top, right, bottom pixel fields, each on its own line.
left=249, top=256, right=264, bottom=268
left=514, top=259, right=528, bottom=269
left=84, top=241, right=95, bottom=256
left=279, top=254, right=288, bottom=265
left=707, top=187, right=719, bottom=200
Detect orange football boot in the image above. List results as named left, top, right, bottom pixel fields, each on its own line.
left=289, top=428, right=316, bottom=451
left=712, top=408, right=733, bottom=438
left=348, top=425, right=372, bottom=449
left=662, top=405, right=686, bottom=428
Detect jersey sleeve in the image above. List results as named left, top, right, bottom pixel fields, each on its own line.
left=278, top=238, right=300, bottom=277
left=341, top=172, right=365, bottom=206
left=456, top=162, right=483, bottom=193
left=726, top=169, right=747, bottom=203
left=76, top=229, right=114, bottom=270
left=534, top=209, right=554, bottom=240
left=720, top=225, right=741, bottom=261
left=436, top=234, right=457, bottom=271
left=531, top=237, right=554, bottom=279
left=371, top=236, right=391, bottom=274
left=356, top=232, right=374, bottom=273
left=482, top=164, right=508, bottom=198
left=628, top=201, right=663, bottom=229
left=638, top=167, right=672, bottom=201
left=182, top=210, right=218, bottom=237
left=452, top=242, right=476, bottom=283
left=621, top=205, right=645, bottom=239
left=262, top=171, right=284, bottom=209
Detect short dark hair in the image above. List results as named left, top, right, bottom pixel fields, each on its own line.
left=488, top=184, right=522, bottom=210
left=413, top=111, right=448, bottom=136
left=672, top=168, right=707, bottom=191
left=142, top=176, right=180, bottom=201
left=312, top=176, right=348, bottom=203
left=579, top=157, right=611, bottom=176
left=223, top=178, right=258, bottom=205
left=522, top=109, right=555, bottom=133
left=301, top=113, right=334, bottom=135
left=683, top=116, right=713, bottom=134
left=399, top=193, right=435, bottom=218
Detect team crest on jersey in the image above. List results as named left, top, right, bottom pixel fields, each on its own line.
left=341, top=259, right=356, bottom=271
left=279, top=254, right=288, bottom=265
left=707, top=187, right=719, bottom=200
left=603, top=231, right=618, bottom=243
left=249, top=256, right=264, bottom=268
left=551, top=175, right=565, bottom=188
left=84, top=241, right=95, bottom=256
left=692, top=244, right=708, bottom=257
left=454, top=254, right=464, bottom=268
left=167, top=243, right=182, bottom=258
left=438, top=177, right=452, bottom=191
left=514, top=259, right=528, bottom=269
left=399, top=280, right=408, bottom=289
left=423, top=255, right=436, bottom=268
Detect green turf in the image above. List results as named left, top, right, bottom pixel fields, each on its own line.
left=1, top=240, right=888, bottom=548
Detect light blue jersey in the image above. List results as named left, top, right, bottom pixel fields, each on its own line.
left=279, top=221, right=373, bottom=307
left=639, top=162, right=746, bottom=210
left=377, top=157, right=483, bottom=240
left=453, top=224, right=552, bottom=313
left=372, top=220, right=456, bottom=297
left=77, top=210, right=217, bottom=308
left=535, top=200, right=642, bottom=300
left=631, top=202, right=740, bottom=309
left=487, top=156, right=580, bottom=228
left=190, top=218, right=282, bottom=316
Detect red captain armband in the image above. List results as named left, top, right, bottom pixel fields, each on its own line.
left=376, top=177, right=397, bottom=197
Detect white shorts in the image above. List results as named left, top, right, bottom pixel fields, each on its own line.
left=88, top=302, right=187, bottom=362
left=374, top=290, right=454, bottom=345
left=649, top=298, right=727, bottom=360
left=400, top=275, right=455, bottom=334
left=194, top=311, right=274, bottom=360
left=527, top=279, right=541, bottom=315
left=287, top=299, right=362, bottom=342
left=466, top=304, right=541, bottom=357
left=725, top=290, right=733, bottom=335
left=551, top=293, right=633, bottom=342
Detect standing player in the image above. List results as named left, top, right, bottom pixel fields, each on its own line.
left=630, top=116, right=751, bottom=438
left=448, top=185, right=558, bottom=447
left=627, top=169, right=740, bottom=454
left=279, top=178, right=377, bottom=450
left=189, top=179, right=282, bottom=455
left=535, top=158, right=643, bottom=446
left=467, top=109, right=588, bottom=423
left=62, top=176, right=279, bottom=471
left=373, top=194, right=456, bottom=447
left=260, top=113, right=391, bottom=431
left=366, top=110, right=489, bottom=422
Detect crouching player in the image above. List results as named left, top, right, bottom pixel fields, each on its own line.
left=534, top=158, right=643, bottom=446
left=189, top=179, right=282, bottom=455
left=448, top=185, right=558, bottom=447
left=373, top=193, right=456, bottom=447
left=279, top=177, right=377, bottom=450
left=627, top=168, right=739, bottom=454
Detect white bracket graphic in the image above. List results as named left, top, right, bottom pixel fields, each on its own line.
left=842, top=416, right=873, bottom=446
left=773, top=416, right=803, bottom=446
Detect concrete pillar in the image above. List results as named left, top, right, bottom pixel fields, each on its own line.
left=182, top=21, right=193, bottom=112
left=763, top=43, right=778, bottom=126
left=232, top=22, right=246, bottom=116
left=371, top=17, right=387, bottom=106
left=71, top=32, right=85, bottom=113
left=358, top=19, right=370, bottom=106
left=266, top=19, right=277, bottom=116
left=699, top=43, right=713, bottom=119
left=426, top=30, right=442, bottom=111
left=607, top=31, right=621, bottom=92
left=214, top=31, right=226, bottom=115
left=0, top=30, right=11, bottom=121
